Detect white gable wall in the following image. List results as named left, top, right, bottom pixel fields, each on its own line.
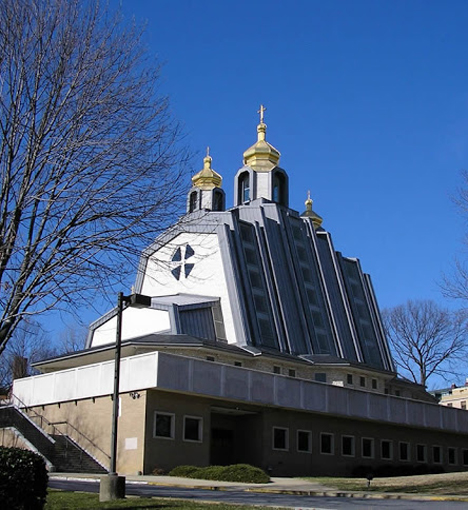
left=141, top=232, right=236, bottom=343
left=91, top=308, right=170, bottom=347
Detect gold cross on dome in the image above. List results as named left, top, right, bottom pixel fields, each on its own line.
left=258, top=104, right=266, bottom=124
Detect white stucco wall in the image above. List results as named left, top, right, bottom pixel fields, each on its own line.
left=91, top=308, right=170, bottom=348
left=141, top=232, right=236, bottom=343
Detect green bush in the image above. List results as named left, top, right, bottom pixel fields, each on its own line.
left=0, top=446, right=48, bottom=510
left=168, top=463, right=270, bottom=484
left=168, top=465, right=200, bottom=478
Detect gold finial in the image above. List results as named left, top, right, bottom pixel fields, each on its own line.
left=258, top=104, right=267, bottom=124
left=206, top=146, right=210, bottom=157
left=305, top=190, right=313, bottom=211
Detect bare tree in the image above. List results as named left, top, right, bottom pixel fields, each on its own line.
left=382, top=300, right=468, bottom=387
left=0, top=319, right=56, bottom=390
left=0, top=0, right=190, bottom=354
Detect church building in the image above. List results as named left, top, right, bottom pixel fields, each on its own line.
left=8, top=108, right=468, bottom=476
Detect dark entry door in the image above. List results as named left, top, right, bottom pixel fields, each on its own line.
left=210, top=428, right=234, bottom=465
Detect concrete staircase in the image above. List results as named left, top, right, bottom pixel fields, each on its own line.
left=0, top=405, right=107, bottom=474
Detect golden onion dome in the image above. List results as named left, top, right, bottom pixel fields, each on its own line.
left=243, top=105, right=281, bottom=172
left=191, top=148, right=222, bottom=190
left=301, top=190, right=323, bottom=230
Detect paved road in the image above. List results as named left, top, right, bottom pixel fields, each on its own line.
left=48, top=478, right=468, bottom=509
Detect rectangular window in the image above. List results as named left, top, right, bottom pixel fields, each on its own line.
left=183, top=416, right=203, bottom=442
left=273, top=366, right=281, bottom=374
left=416, top=444, right=427, bottom=463
left=272, top=427, right=289, bottom=451
left=395, top=390, right=401, bottom=397
left=372, top=378, right=378, bottom=390
left=462, top=449, right=468, bottom=466
left=315, top=373, right=327, bottom=383
left=432, top=446, right=442, bottom=464
left=448, top=447, right=457, bottom=465
left=234, top=361, right=242, bottom=367
left=362, top=437, right=374, bottom=459
left=154, top=412, right=174, bottom=439
left=359, top=376, right=366, bottom=388
left=297, top=430, right=312, bottom=453
left=341, top=436, right=355, bottom=457
left=381, top=440, right=393, bottom=460
left=347, top=374, right=353, bottom=385
left=447, top=403, right=453, bottom=407
left=399, top=442, right=410, bottom=462
left=206, top=356, right=215, bottom=362
left=320, top=433, right=334, bottom=455
left=462, top=401, right=467, bottom=410
left=288, top=369, right=296, bottom=378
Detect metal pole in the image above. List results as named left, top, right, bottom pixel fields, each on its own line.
left=109, top=291, right=124, bottom=475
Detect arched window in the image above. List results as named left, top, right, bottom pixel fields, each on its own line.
left=239, top=172, right=250, bottom=204
left=189, top=191, right=198, bottom=213
left=272, top=172, right=286, bottom=206
left=213, top=190, right=225, bottom=211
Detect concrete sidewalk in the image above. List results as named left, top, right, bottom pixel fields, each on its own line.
left=49, top=472, right=468, bottom=503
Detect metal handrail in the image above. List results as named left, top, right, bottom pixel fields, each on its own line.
left=11, top=393, right=110, bottom=463
left=51, top=420, right=110, bottom=461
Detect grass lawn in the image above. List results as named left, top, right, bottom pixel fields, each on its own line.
left=306, top=472, right=468, bottom=495
left=45, top=490, right=278, bottom=509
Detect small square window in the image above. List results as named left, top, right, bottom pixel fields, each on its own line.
left=206, top=356, right=215, bottom=362
left=154, top=412, right=174, bottom=439
left=447, top=403, right=453, bottom=407
left=288, top=369, right=296, bottom=378
left=297, top=430, right=312, bottom=453
left=399, top=442, right=410, bottom=462
left=342, top=436, right=355, bottom=457
left=315, top=373, right=327, bottom=383
left=320, top=433, right=334, bottom=455
left=381, top=440, right=393, bottom=460
left=272, top=427, right=289, bottom=451
left=416, top=444, right=427, bottom=463
left=183, top=416, right=203, bottom=442
left=448, top=447, right=457, bottom=465
left=372, top=378, right=377, bottom=390
left=273, top=366, right=281, bottom=374
left=234, top=361, right=242, bottom=367
left=395, top=390, right=401, bottom=397
left=362, top=437, right=374, bottom=459
left=347, top=374, right=353, bottom=385
left=359, top=376, right=366, bottom=388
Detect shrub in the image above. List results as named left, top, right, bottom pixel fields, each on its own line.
left=168, top=463, right=270, bottom=484
left=168, top=465, right=200, bottom=478
left=0, top=446, right=48, bottom=510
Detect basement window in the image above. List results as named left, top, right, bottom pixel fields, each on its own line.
left=381, top=440, right=393, bottom=460
left=297, top=430, right=312, bottom=453
left=154, top=412, right=175, bottom=440
left=272, top=427, right=289, bottom=451
left=183, top=416, right=203, bottom=442
left=341, top=436, right=355, bottom=457
left=448, top=447, right=457, bottom=465
left=399, top=442, right=410, bottom=462
left=432, top=446, right=442, bottom=464
left=416, top=444, right=427, bottom=463
left=320, top=433, right=334, bottom=455
left=362, top=438, right=374, bottom=459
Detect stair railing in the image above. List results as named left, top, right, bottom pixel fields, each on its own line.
left=11, top=393, right=110, bottom=467
left=50, top=420, right=110, bottom=463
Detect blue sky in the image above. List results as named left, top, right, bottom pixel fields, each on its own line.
left=115, top=0, right=468, bottom=314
